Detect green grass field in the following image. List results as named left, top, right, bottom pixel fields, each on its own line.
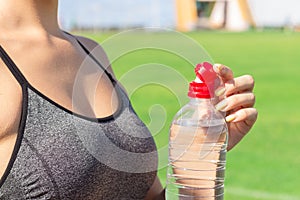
left=79, top=30, right=300, bottom=199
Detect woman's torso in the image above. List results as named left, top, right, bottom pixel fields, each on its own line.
left=0, top=33, right=157, bottom=199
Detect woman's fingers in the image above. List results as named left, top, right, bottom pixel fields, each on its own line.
left=226, top=108, right=258, bottom=150
left=215, top=92, right=256, bottom=112
left=225, top=75, right=255, bottom=96
left=214, top=63, right=255, bottom=94
left=213, top=64, right=258, bottom=150
left=226, top=107, right=258, bottom=124
left=213, top=64, right=234, bottom=81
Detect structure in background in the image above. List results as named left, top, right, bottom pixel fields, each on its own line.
left=175, top=0, right=198, bottom=32
left=176, top=0, right=255, bottom=32
left=209, top=0, right=255, bottom=31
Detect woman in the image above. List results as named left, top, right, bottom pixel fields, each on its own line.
left=0, top=0, right=257, bottom=199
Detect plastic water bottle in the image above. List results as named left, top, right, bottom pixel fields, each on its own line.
left=166, top=62, right=228, bottom=200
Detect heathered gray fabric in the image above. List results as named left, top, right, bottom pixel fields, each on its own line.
left=0, top=84, right=158, bottom=200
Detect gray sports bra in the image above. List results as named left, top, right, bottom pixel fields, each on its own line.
left=0, top=36, right=157, bottom=200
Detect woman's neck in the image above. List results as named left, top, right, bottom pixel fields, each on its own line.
left=0, top=0, right=62, bottom=38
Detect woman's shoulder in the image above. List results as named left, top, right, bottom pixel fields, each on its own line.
left=72, top=34, right=114, bottom=75
left=73, top=35, right=100, bottom=52
left=71, top=34, right=129, bottom=95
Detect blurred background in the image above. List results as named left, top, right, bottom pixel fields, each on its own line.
left=59, top=1, right=300, bottom=199
left=59, top=0, right=300, bottom=32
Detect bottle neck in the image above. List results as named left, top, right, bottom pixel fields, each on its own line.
left=188, top=97, right=212, bottom=105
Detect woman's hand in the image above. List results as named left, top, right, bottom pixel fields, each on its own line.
left=214, top=64, right=258, bottom=151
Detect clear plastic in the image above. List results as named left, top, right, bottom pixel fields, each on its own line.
left=166, top=98, right=228, bottom=200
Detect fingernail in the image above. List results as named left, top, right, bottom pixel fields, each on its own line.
left=215, top=87, right=226, bottom=97
left=215, top=99, right=228, bottom=111
left=213, top=63, right=222, bottom=72
left=225, top=114, right=236, bottom=122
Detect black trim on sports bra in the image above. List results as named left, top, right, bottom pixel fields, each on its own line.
left=0, top=36, right=124, bottom=123
left=64, top=32, right=117, bottom=85
left=27, top=84, right=123, bottom=123
left=0, top=45, right=29, bottom=188
left=0, top=83, right=28, bottom=188
left=0, top=45, right=28, bottom=85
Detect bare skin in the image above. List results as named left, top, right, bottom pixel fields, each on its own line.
left=0, top=0, right=118, bottom=181
left=0, top=0, right=257, bottom=199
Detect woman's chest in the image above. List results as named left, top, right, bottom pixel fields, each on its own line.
left=0, top=69, right=23, bottom=136
left=0, top=90, right=158, bottom=199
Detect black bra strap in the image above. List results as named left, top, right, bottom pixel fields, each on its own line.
left=64, top=32, right=117, bottom=84
left=0, top=45, right=27, bottom=85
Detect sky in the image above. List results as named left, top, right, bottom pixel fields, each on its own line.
left=58, top=0, right=300, bottom=30
left=58, top=0, right=176, bottom=30
left=249, top=0, right=300, bottom=27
